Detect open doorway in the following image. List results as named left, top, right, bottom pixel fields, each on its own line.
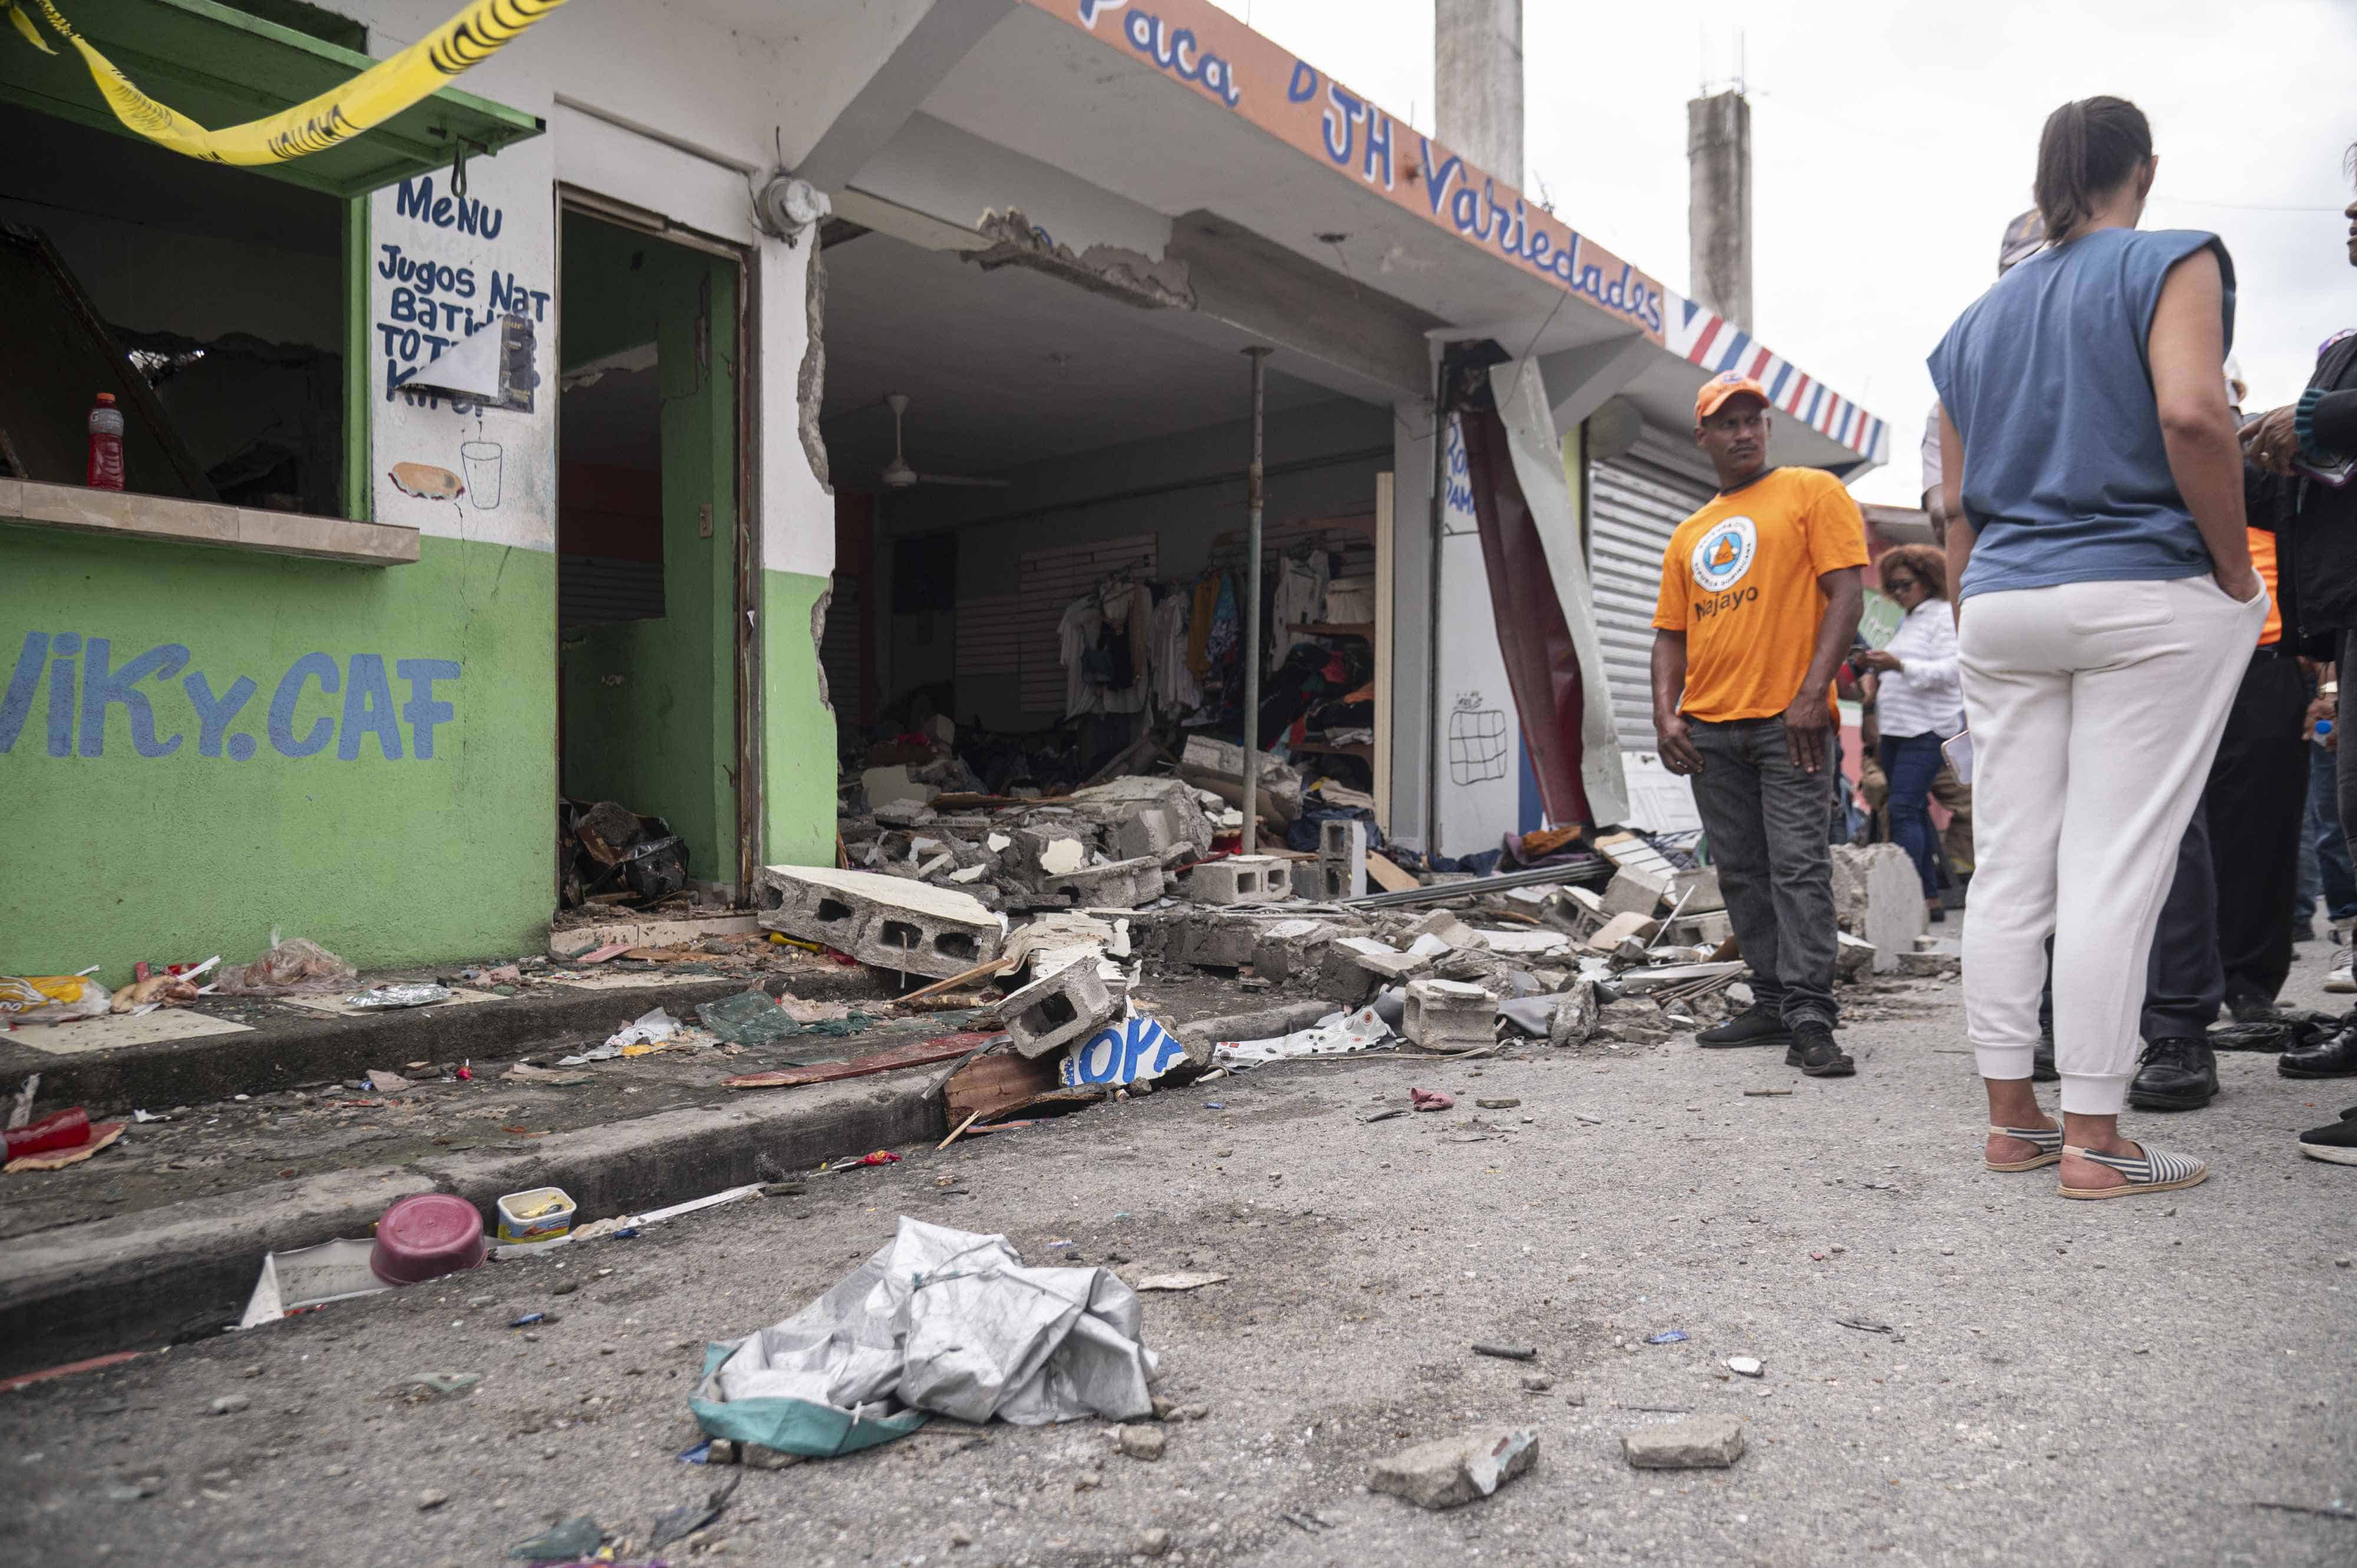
left=554, top=206, right=746, bottom=910
left=820, top=226, right=1394, bottom=811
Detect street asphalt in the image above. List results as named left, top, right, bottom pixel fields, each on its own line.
left=4, top=939, right=2352, bottom=1567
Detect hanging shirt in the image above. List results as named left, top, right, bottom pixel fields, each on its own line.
left=1270, top=555, right=1329, bottom=669
left=1151, top=591, right=1201, bottom=714
left=1059, top=596, right=1103, bottom=719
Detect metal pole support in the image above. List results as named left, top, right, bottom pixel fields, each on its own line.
left=1240, top=345, right=1273, bottom=857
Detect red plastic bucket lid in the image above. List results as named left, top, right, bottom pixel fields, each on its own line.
left=371, top=1193, right=487, bottom=1286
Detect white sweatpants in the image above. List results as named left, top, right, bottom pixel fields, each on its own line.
left=1959, top=576, right=2267, bottom=1114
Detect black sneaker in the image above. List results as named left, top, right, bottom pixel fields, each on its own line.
left=2296, top=1117, right=2357, bottom=1164
left=2281, top=1026, right=2357, bottom=1079
left=1785, top=1020, right=1855, bottom=1077
left=2128, top=1036, right=2217, bottom=1111
left=2033, top=1031, right=2058, bottom=1082
left=1697, top=1004, right=1791, bottom=1049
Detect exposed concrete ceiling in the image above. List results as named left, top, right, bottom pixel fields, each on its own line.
left=819, top=227, right=1346, bottom=487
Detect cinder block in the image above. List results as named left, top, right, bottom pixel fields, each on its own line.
left=1000, top=960, right=1119, bottom=1059
left=1188, top=854, right=1293, bottom=906
left=1402, top=978, right=1497, bottom=1048
left=1041, top=855, right=1165, bottom=910
left=755, top=865, right=1004, bottom=979
left=1009, top=826, right=1091, bottom=888
left=1113, top=807, right=1181, bottom=862
left=1251, top=919, right=1345, bottom=982
left=1291, top=860, right=1327, bottom=899
left=1318, top=820, right=1368, bottom=899
left=1600, top=869, right=1672, bottom=920
left=1584, top=910, right=1656, bottom=952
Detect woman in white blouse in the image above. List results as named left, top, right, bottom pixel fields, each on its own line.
left=1856, top=544, right=1965, bottom=923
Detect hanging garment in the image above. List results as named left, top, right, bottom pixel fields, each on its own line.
left=1059, top=595, right=1105, bottom=719
left=1205, top=572, right=1240, bottom=669
left=1269, top=554, right=1330, bottom=671
left=1187, top=575, right=1220, bottom=679
left=1151, top=590, right=1201, bottom=714
left=1095, top=580, right=1151, bottom=715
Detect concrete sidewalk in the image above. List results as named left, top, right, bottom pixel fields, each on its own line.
left=3, top=946, right=2350, bottom=1567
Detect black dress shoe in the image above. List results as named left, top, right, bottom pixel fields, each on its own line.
left=2129, top=1036, right=2217, bottom=1111
left=1697, top=1004, right=1790, bottom=1048
left=2280, top=1026, right=2357, bottom=1079
left=2033, top=1031, right=2058, bottom=1082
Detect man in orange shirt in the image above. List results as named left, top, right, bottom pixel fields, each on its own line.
left=1652, top=372, right=1869, bottom=1077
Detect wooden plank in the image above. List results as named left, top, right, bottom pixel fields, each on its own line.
left=724, top=1031, right=1002, bottom=1091
left=1364, top=850, right=1419, bottom=893
left=943, top=1050, right=1063, bottom=1123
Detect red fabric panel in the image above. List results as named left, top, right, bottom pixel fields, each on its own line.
left=1458, top=407, right=1591, bottom=827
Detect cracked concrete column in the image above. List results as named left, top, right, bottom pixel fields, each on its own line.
left=1687, top=90, right=1752, bottom=330
left=1435, top=0, right=1522, bottom=186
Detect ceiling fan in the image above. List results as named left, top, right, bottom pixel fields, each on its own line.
left=879, top=392, right=1008, bottom=489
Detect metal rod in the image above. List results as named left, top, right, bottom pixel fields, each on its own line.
left=1338, top=857, right=1608, bottom=908
left=1240, top=345, right=1273, bottom=856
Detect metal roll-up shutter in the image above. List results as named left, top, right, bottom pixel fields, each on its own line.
left=1589, top=434, right=1720, bottom=752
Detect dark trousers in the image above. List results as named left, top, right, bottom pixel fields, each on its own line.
left=2039, top=810, right=2221, bottom=1041
left=2309, top=739, right=2357, bottom=921
left=2207, top=651, right=2308, bottom=1003
left=1878, top=731, right=1947, bottom=900
left=1689, top=717, right=1840, bottom=1029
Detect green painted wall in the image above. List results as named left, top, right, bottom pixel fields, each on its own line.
left=0, top=527, right=554, bottom=979
left=557, top=216, right=738, bottom=887
left=761, top=566, right=836, bottom=869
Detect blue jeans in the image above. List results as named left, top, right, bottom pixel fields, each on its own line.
left=2309, top=739, right=2357, bottom=922
left=1878, top=731, right=1947, bottom=899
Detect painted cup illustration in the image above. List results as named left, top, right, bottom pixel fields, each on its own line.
left=460, top=440, right=504, bottom=510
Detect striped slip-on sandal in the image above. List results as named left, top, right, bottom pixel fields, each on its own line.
left=2058, top=1143, right=2209, bottom=1200
left=1985, top=1123, right=2065, bottom=1172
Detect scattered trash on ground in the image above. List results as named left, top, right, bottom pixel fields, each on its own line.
left=510, top=1516, right=603, bottom=1560
left=344, top=983, right=452, bottom=1010
left=1646, top=1330, right=1688, bottom=1344
left=1726, top=1356, right=1765, bottom=1378
left=688, top=1217, right=1156, bottom=1458
left=648, top=1473, right=739, bottom=1550
left=1135, top=1272, right=1229, bottom=1292
left=1472, top=1342, right=1537, bottom=1362
left=1409, top=1088, right=1455, bottom=1112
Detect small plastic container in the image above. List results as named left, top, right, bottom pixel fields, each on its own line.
left=370, top=1193, right=488, bottom=1286
left=495, top=1186, right=577, bottom=1244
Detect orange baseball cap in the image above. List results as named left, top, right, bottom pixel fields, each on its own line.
left=1695, top=370, right=1771, bottom=422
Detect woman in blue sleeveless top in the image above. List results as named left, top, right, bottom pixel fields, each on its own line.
left=1927, top=97, right=2267, bottom=1200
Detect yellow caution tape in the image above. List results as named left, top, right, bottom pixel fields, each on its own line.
left=5, top=0, right=565, bottom=167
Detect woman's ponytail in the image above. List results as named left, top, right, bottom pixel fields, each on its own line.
left=2034, top=96, right=2151, bottom=243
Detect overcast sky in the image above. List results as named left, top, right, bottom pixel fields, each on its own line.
left=1213, top=0, right=2357, bottom=503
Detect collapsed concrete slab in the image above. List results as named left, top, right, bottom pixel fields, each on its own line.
left=754, top=866, right=1005, bottom=979
left=1250, top=919, right=1345, bottom=982
left=1000, top=961, right=1120, bottom=1059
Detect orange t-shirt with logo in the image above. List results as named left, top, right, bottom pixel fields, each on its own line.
left=2249, top=527, right=2282, bottom=647
left=1651, top=467, right=1870, bottom=722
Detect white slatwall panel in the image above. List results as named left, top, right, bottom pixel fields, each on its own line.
left=1015, top=534, right=1158, bottom=716
left=958, top=593, right=1024, bottom=676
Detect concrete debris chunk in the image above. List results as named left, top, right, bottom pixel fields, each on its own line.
left=1547, top=982, right=1599, bottom=1046
left=1001, top=961, right=1120, bottom=1060
left=1896, top=949, right=1962, bottom=979
left=1250, top=919, right=1346, bottom=982
left=1112, top=806, right=1182, bottom=862
left=1113, top=1424, right=1167, bottom=1460
left=1402, top=977, right=1497, bottom=1049
left=1591, top=998, right=1672, bottom=1045
left=1599, top=867, right=1672, bottom=919
left=755, top=865, right=1005, bottom=979
left=1622, top=1414, right=1745, bottom=1469
left=1172, top=911, right=1260, bottom=969
left=1834, top=930, right=1877, bottom=982
left=1188, top=854, right=1293, bottom=906
left=1830, top=843, right=1928, bottom=969
left=1405, top=910, right=1482, bottom=949
left=1369, top=1428, right=1538, bottom=1510
left=1040, top=855, right=1164, bottom=910
left=1584, top=911, right=1655, bottom=952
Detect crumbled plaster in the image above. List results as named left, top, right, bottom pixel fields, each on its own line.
left=811, top=586, right=834, bottom=715
left=798, top=242, right=830, bottom=489
left=963, top=208, right=1194, bottom=311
